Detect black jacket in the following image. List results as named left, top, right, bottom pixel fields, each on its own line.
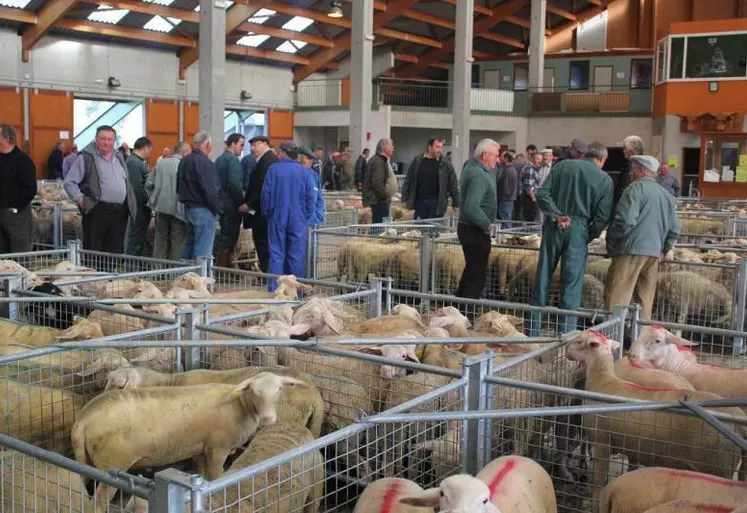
left=497, top=164, right=518, bottom=201
left=243, top=149, right=278, bottom=228
left=355, top=155, right=367, bottom=184
left=0, top=146, right=37, bottom=209
left=47, top=148, right=63, bottom=179
left=613, top=159, right=633, bottom=214
left=401, top=154, right=460, bottom=217
left=176, top=148, right=222, bottom=215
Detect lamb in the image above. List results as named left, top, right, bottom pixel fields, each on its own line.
left=586, top=258, right=612, bottom=283
left=629, top=325, right=747, bottom=402
left=399, top=456, right=557, bottom=513
left=88, top=304, right=146, bottom=335
left=132, top=280, right=164, bottom=299
left=655, top=272, right=733, bottom=333
left=350, top=314, right=426, bottom=335
left=24, top=280, right=94, bottom=329
left=600, top=467, right=747, bottom=513
left=207, top=424, right=324, bottom=513
left=0, top=259, right=43, bottom=286
left=273, top=274, right=313, bottom=299
left=353, top=478, right=434, bottom=513
left=0, top=315, right=104, bottom=348
left=72, top=372, right=309, bottom=504
left=642, top=501, right=741, bottom=513
left=566, top=330, right=747, bottom=507
left=293, top=297, right=346, bottom=335
left=393, top=303, right=425, bottom=326
left=613, top=357, right=695, bottom=391
left=169, top=271, right=215, bottom=296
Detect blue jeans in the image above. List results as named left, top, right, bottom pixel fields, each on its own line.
left=414, top=198, right=439, bottom=220
left=182, top=207, right=218, bottom=261
left=497, top=200, right=515, bottom=229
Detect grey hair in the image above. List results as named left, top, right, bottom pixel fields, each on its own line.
left=622, top=135, right=644, bottom=156
left=375, top=138, right=393, bottom=154
left=173, top=141, right=189, bottom=155
left=584, top=142, right=608, bottom=161
left=193, top=131, right=211, bottom=149
left=0, top=124, right=17, bottom=145
left=473, top=138, right=500, bottom=160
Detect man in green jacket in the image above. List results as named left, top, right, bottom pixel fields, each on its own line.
left=215, top=133, right=245, bottom=268
left=124, top=137, right=153, bottom=257
left=605, top=155, right=680, bottom=326
left=402, top=137, right=460, bottom=219
left=532, top=141, right=614, bottom=334
left=456, top=139, right=499, bottom=299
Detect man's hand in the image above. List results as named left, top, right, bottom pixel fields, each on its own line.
left=76, top=199, right=84, bottom=210
left=485, top=223, right=494, bottom=235
left=556, top=215, right=571, bottom=229
left=238, top=204, right=250, bottom=213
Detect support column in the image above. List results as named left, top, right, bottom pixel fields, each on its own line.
left=528, top=0, right=547, bottom=91
left=198, top=0, right=226, bottom=159
left=452, top=0, right=474, bottom=174
left=350, top=0, right=374, bottom=155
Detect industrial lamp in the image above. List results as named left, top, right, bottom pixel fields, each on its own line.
left=107, top=77, right=121, bottom=88
left=327, top=1, right=343, bottom=18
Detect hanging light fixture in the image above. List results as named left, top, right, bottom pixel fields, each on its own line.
left=327, top=1, right=343, bottom=18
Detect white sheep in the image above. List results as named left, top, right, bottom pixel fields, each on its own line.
left=170, top=271, right=215, bottom=296
left=600, top=466, right=747, bottom=513
left=351, top=314, right=426, bottom=335
left=392, top=303, right=425, bottom=326
left=613, top=357, right=695, bottom=391
left=0, top=260, right=43, bottom=286
left=642, top=501, right=742, bottom=513
left=629, top=325, right=747, bottom=402
left=71, top=372, right=309, bottom=504
left=655, top=272, right=733, bottom=334
left=0, top=315, right=104, bottom=348
left=353, top=478, right=434, bottom=513
left=293, top=297, right=345, bottom=335
left=273, top=274, right=314, bottom=299
left=566, top=330, right=747, bottom=507
left=132, top=280, right=164, bottom=299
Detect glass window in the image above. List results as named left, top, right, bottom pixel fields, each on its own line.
left=656, top=40, right=667, bottom=82
left=513, top=63, right=528, bottom=91
left=669, top=37, right=685, bottom=79
left=703, top=135, right=747, bottom=183
left=569, top=61, right=590, bottom=90
left=630, top=58, right=652, bottom=89
left=685, top=34, right=747, bottom=79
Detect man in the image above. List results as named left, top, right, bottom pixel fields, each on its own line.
left=656, top=163, right=681, bottom=197
left=605, top=155, right=680, bottom=328
left=156, top=147, right=171, bottom=166
left=340, top=148, right=356, bottom=191
left=176, top=131, right=221, bottom=261
left=322, top=151, right=339, bottom=191
left=64, top=125, right=137, bottom=256
left=514, top=153, right=526, bottom=170
left=0, top=125, right=37, bottom=253
left=124, top=137, right=154, bottom=257
left=298, top=146, right=325, bottom=229
left=47, top=142, right=64, bottom=180
left=532, top=141, right=614, bottom=333
left=496, top=151, right=518, bottom=227
left=215, top=133, right=245, bottom=268
left=62, top=144, right=78, bottom=179
left=240, top=135, right=277, bottom=272
left=241, top=151, right=256, bottom=189
left=526, top=144, right=538, bottom=161
left=568, top=138, right=588, bottom=160
left=355, top=148, right=369, bottom=191
left=261, top=141, right=316, bottom=290
left=614, top=135, right=644, bottom=213
left=363, top=138, right=397, bottom=224
left=314, top=147, right=325, bottom=162
left=519, top=152, right=543, bottom=222
left=145, top=141, right=191, bottom=261
left=456, top=139, right=499, bottom=299
left=401, top=137, right=460, bottom=220
left=539, top=148, right=553, bottom=182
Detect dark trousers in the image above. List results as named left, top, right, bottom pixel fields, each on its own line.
left=125, top=206, right=152, bottom=257
left=371, top=201, right=391, bottom=224
left=0, top=206, right=32, bottom=254
left=219, top=210, right=242, bottom=251
left=519, top=194, right=538, bottom=222
left=414, top=198, right=439, bottom=220
left=456, top=223, right=492, bottom=299
left=82, top=202, right=128, bottom=270
left=250, top=215, right=270, bottom=272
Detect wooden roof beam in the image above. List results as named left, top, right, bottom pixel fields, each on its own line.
left=0, top=6, right=37, bottom=24
left=85, top=0, right=199, bottom=22
left=237, top=22, right=334, bottom=47
left=547, top=4, right=576, bottom=20
left=21, top=0, right=78, bottom=61
left=393, top=53, right=451, bottom=70
left=479, top=31, right=525, bottom=49
left=55, top=18, right=195, bottom=47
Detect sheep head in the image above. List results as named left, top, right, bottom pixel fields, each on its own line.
left=56, top=317, right=105, bottom=340
left=434, top=307, right=471, bottom=328
left=358, top=344, right=419, bottom=378
left=565, top=330, right=620, bottom=364
left=392, top=304, right=423, bottom=325
left=274, top=275, right=313, bottom=299
left=105, top=367, right=143, bottom=390
left=134, top=280, right=164, bottom=300
left=142, top=303, right=177, bottom=317
left=76, top=353, right=131, bottom=389
left=474, top=311, right=523, bottom=335
left=424, top=327, right=449, bottom=338
left=399, top=474, right=500, bottom=513
left=628, top=325, right=696, bottom=367
left=232, top=372, right=310, bottom=426
left=292, top=300, right=343, bottom=335
left=171, top=272, right=215, bottom=296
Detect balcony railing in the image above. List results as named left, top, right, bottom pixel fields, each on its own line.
left=528, top=85, right=652, bottom=116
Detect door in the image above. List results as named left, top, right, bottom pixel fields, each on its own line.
left=267, top=109, right=294, bottom=148
left=145, top=100, right=179, bottom=167
left=29, top=90, right=74, bottom=179
left=0, top=88, right=24, bottom=147
left=593, top=66, right=613, bottom=92
left=683, top=147, right=701, bottom=196
left=483, top=69, right=501, bottom=89
left=184, top=102, right=200, bottom=143
left=543, top=68, right=555, bottom=92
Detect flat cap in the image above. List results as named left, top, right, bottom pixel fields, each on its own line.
left=631, top=154, right=660, bottom=173
left=570, top=138, right=588, bottom=154
left=248, top=135, right=270, bottom=144
left=299, top=146, right=315, bottom=159
left=278, top=140, right=298, bottom=154
left=540, top=148, right=553, bottom=155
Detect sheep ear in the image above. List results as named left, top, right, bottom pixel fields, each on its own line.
left=404, top=346, right=420, bottom=363
left=588, top=340, right=601, bottom=349
left=607, top=339, right=621, bottom=351
left=287, top=323, right=310, bottom=336
left=323, top=310, right=343, bottom=334
left=429, top=316, right=454, bottom=329
left=445, top=343, right=463, bottom=351
left=278, top=376, right=310, bottom=389
left=298, top=282, right=313, bottom=293
left=507, top=315, right=523, bottom=326
left=358, top=347, right=383, bottom=356
left=488, top=319, right=505, bottom=334
left=77, top=357, right=108, bottom=377
left=399, top=489, right=441, bottom=508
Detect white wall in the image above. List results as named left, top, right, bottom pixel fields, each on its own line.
left=294, top=107, right=392, bottom=154
left=0, top=29, right=294, bottom=108
left=527, top=116, right=652, bottom=150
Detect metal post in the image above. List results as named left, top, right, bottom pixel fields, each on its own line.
left=461, top=352, right=492, bottom=475
left=372, top=277, right=383, bottom=318
left=349, top=0, right=374, bottom=157
left=190, top=475, right=205, bottom=513
left=612, top=305, right=628, bottom=360
left=52, top=202, right=62, bottom=248
left=351, top=209, right=358, bottom=225
left=198, top=0, right=226, bottom=159
left=733, top=260, right=747, bottom=355
left=2, top=275, right=24, bottom=321
left=630, top=304, right=641, bottom=346
left=430, top=239, right=438, bottom=294
left=179, top=308, right=200, bottom=371
left=528, top=0, right=547, bottom=92
left=384, top=276, right=393, bottom=315
left=418, top=233, right=432, bottom=311
left=451, top=0, right=474, bottom=174
left=312, top=227, right=320, bottom=279
left=150, top=469, right=191, bottom=513
left=67, top=239, right=81, bottom=266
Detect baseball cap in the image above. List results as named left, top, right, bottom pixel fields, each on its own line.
left=278, top=140, right=298, bottom=153
left=570, top=138, right=588, bottom=154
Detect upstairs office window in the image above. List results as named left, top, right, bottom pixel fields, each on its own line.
left=514, top=63, right=528, bottom=91
left=670, top=37, right=685, bottom=79
left=631, top=58, right=653, bottom=89
left=570, top=60, right=590, bottom=90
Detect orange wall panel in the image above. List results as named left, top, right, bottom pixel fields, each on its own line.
left=606, top=0, right=639, bottom=48
left=341, top=79, right=351, bottom=107
left=29, top=90, right=73, bottom=179
left=145, top=100, right=179, bottom=167
left=669, top=17, right=747, bottom=35
left=267, top=109, right=294, bottom=148
left=654, top=81, right=747, bottom=116
left=692, top=0, right=739, bottom=21
left=184, top=102, right=199, bottom=143
left=654, top=0, right=691, bottom=41
left=0, top=88, right=24, bottom=147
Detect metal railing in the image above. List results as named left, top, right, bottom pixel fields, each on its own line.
left=528, top=84, right=652, bottom=116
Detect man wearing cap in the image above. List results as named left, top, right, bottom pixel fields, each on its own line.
left=605, top=155, right=680, bottom=330
left=298, top=146, right=325, bottom=228
left=261, top=141, right=316, bottom=291
left=532, top=141, right=614, bottom=334
left=569, top=137, right=588, bottom=159
left=240, top=135, right=277, bottom=272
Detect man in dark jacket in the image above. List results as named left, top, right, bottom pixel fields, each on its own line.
left=362, top=138, right=396, bottom=224
left=355, top=148, right=369, bottom=191
left=496, top=151, right=518, bottom=227
left=215, top=133, right=245, bottom=268
left=47, top=142, right=63, bottom=180
left=124, top=137, right=153, bottom=257
left=0, top=124, right=37, bottom=253
left=613, top=135, right=644, bottom=214
left=176, top=131, right=221, bottom=261
left=239, top=135, right=277, bottom=272
left=402, top=137, right=459, bottom=220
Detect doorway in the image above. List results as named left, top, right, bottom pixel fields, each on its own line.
left=593, top=66, right=613, bottom=91
left=683, top=147, right=701, bottom=196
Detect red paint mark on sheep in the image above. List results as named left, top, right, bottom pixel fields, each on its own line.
left=380, top=481, right=403, bottom=513
left=693, top=506, right=738, bottom=513
left=621, top=381, right=679, bottom=392
left=665, top=469, right=747, bottom=487
left=488, top=458, right=519, bottom=498
left=676, top=345, right=694, bottom=354
left=588, top=330, right=608, bottom=344
left=628, top=360, right=648, bottom=369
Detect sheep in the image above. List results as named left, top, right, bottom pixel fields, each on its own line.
left=655, top=271, right=733, bottom=334
left=274, top=274, right=314, bottom=299
left=87, top=304, right=146, bottom=335
left=352, top=478, right=434, bottom=513
left=24, top=280, right=93, bottom=330
left=599, top=467, right=747, bottom=513
left=347, top=314, right=425, bottom=336
left=0, top=259, right=43, bottom=286
left=72, top=372, right=309, bottom=504
left=629, top=325, right=747, bottom=403
left=132, top=280, right=164, bottom=299
left=433, top=243, right=465, bottom=295
left=399, top=474, right=497, bottom=512
left=393, top=303, right=425, bottom=326
left=0, top=315, right=104, bottom=348
left=642, top=501, right=740, bottom=513
left=587, top=258, right=612, bottom=283
left=207, top=424, right=324, bottom=513
left=1, top=377, right=86, bottom=455
left=169, top=271, right=215, bottom=296
left=293, top=297, right=346, bottom=335
left=613, top=357, right=695, bottom=391
left=566, top=330, right=747, bottom=507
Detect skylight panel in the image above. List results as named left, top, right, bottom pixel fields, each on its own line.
left=195, top=1, right=233, bottom=12
left=143, top=0, right=175, bottom=6
left=281, top=16, right=313, bottom=32
left=143, top=15, right=181, bottom=32
left=88, top=6, right=129, bottom=24
left=248, top=8, right=275, bottom=24
left=0, top=0, right=32, bottom=9
left=276, top=40, right=307, bottom=54
left=236, top=33, right=270, bottom=48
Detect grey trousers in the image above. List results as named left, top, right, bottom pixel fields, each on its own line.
left=153, top=213, right=188, bottom=261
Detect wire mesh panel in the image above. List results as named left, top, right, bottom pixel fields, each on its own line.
left=78, top=250, right=196, bottom=275
left=60, top=207, right=84, bottom=248
left=322, top=209, right=358, bottom=229
left=31, top=204, right=58, bottom=249
left=0, top=249, right=69, bottom=272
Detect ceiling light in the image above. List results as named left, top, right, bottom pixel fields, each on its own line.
left=327, top=1, right=343, bottom=18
